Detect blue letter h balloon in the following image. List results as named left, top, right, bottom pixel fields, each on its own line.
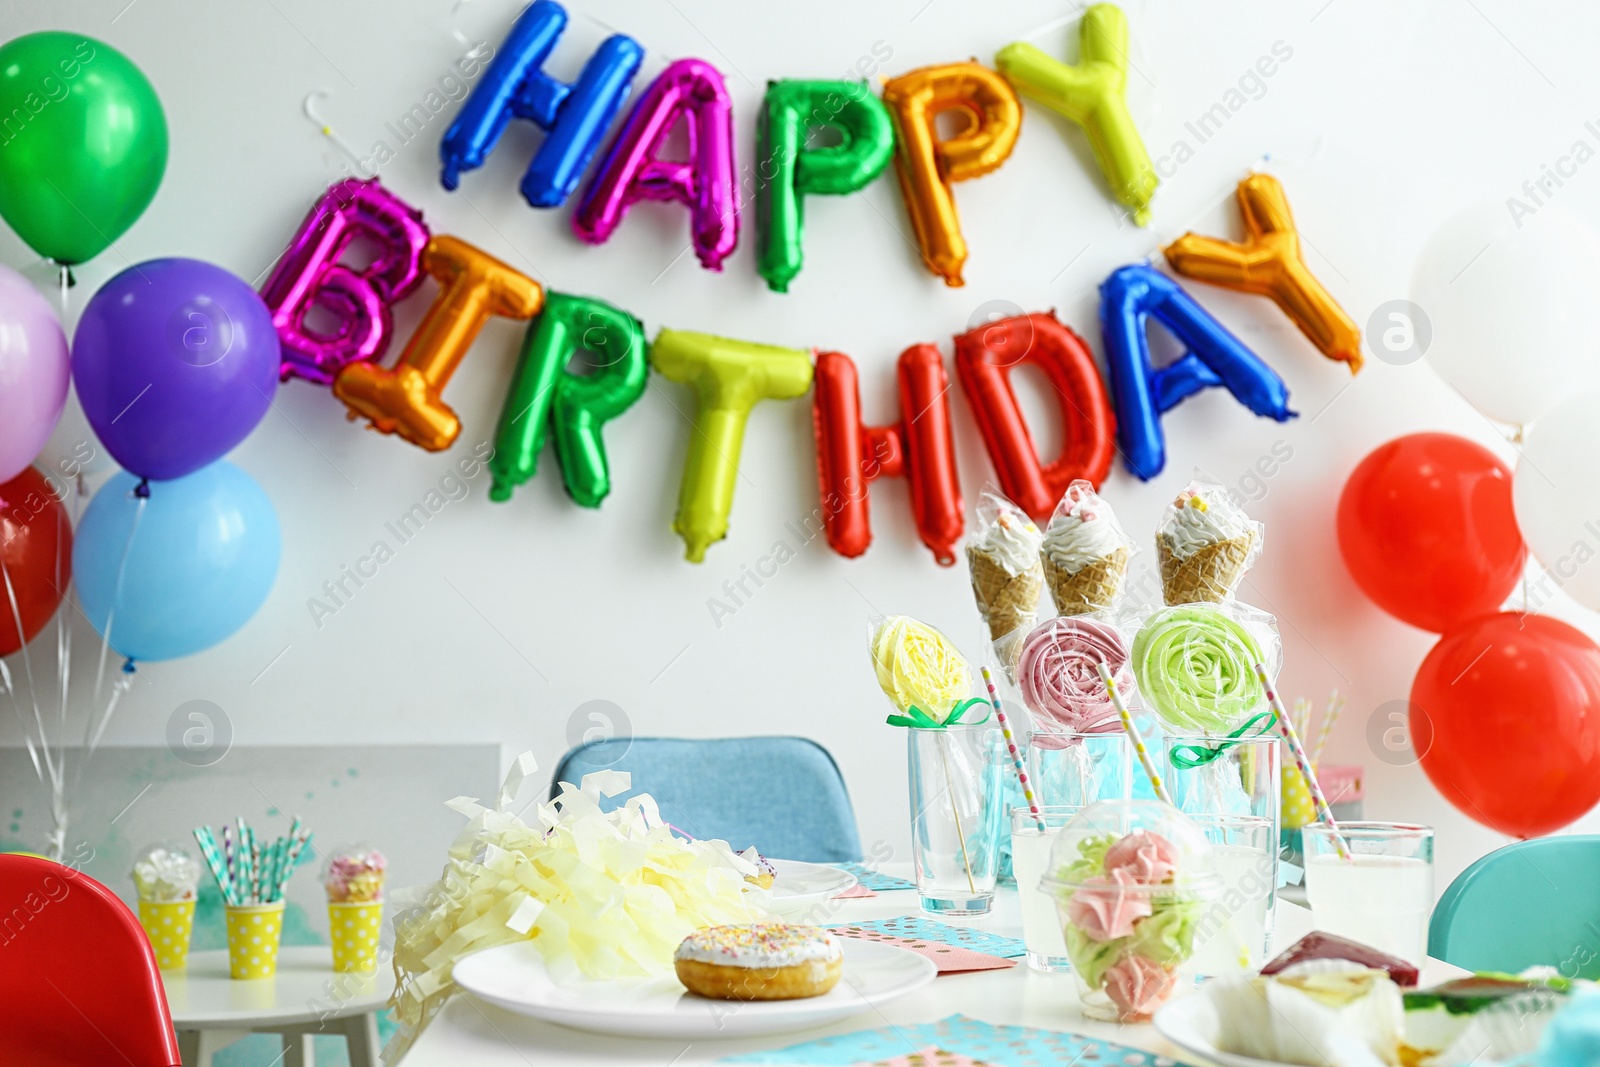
left=440, top=0, right=643, bottom=208
left=1100, top=264, right=1296, bottom=480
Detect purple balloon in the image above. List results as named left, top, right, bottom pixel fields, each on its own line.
left=0, top=265, right=70, bottom=483
left=73, top=258, right=280, bottom=481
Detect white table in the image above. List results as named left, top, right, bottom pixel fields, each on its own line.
left=164, top=947, right=393, bottom=1067
left=397, top=872, right=1465, bottom=1066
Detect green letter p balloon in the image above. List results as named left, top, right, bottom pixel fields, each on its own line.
left=0, top=32, right=168, bottom=265
left=757, top=80, right=894, bottom=294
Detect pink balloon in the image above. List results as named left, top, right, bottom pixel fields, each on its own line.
left=572, top=58, right=739, bottom=271
left=260, top=178, right=430, bottom=385
left=0, top=265, right=69, bottom=484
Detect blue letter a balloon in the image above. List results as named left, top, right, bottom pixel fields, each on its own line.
left=1100, top=264, right=1295, bottom=480
left=74, top=463, right=280, bottom=663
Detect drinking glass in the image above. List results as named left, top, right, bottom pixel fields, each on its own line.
left=1303, top=822, right=1434, bottom=965
left=1027, top=729, right=1133, bottom=807
left=1009, top=806, right=1079, bottom=972
left=1163, top=734, right=1280, bottom=976
left=907, top=724, right=1003, bottom=915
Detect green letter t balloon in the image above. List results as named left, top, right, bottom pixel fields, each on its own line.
left=0, top=32, right=167, bottom=265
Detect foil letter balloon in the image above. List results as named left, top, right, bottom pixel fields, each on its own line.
left=334, top=236, right=543, bottom=452
left=882, top=63, right=1020, bottom=286
left=260, top=179, right=430, bottom=385
left=996, top=3, right=1157, bottom=226
left=1100, top=264, right=1295, bottom=481
left=954, top=313, right=1116, bottom=521
left=813, top=347, right=963, bottom=565
left=439, top=0, right=643, bottom=208
left=651, top=330, right=814, bottom=561
left=758, top=80, right=896, bottom=293
left=573, top=59, right=739, bottom=270
left=489, top=291, right=648, bottom=507
left=1164, top=173, right=1362, bottom=372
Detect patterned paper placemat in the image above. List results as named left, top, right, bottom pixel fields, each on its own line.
left=719, top=1013, right=1192, bottom=1066
left=837, top=863, right=917, bottom=892
left=827, top=917, right=1027, bottom=959
left=831, top=929, right=1016, bottom=973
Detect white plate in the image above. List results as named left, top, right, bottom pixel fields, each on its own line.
left=453, top=938, right=935, bottom=1039
left=760, top=859, right=858, bottom=916
left=1154, top=994, right=1301, bottom=1067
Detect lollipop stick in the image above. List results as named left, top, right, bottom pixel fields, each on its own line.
left=1254, top=664, right=1350, bottom=860
left=1095, top=660, right=1172, bottom=806
left=981, top=666, right=1046, bottom=832
left=936, top=734, right=977, bottom=895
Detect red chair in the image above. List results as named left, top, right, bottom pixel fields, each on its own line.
left=0, top=853, right=182, bottom=1067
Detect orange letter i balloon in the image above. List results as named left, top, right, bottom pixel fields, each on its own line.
left=1163, top=172, right=1363, bottom=373
left=882, top=62, right=1021, bottom=287
left=334, top=235, right=544, bottom=450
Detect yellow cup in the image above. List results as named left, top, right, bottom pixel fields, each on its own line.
left=137, top=899, right=196, bottom=970
left=1282, top=765, right=1317, bottom=830
left=327, top=900, right=383, bottom=973
left=225, top=901, right=286, bottom=979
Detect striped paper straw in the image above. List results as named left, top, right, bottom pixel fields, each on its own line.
left=1310, top=690, right=1345, bottom=772
left=193, top=827, right=234, bottom=906
left=1095, top=660, right=1172, bottom=806
left=1255, top=664, right=1351, bottom=860
left=981, top=666, right=1046, bottom=832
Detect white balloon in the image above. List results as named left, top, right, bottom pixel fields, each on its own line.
left=1412, top=201, right=1600, bottom=426
left=1514, top=386, right=1600, bottom=611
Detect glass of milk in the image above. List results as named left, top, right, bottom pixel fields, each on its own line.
left=1009, top=806, right=1081, bottom=972
left=1303, top=822, right=1434, bottom=965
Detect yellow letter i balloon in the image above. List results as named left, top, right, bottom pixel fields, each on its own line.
left=1164, top=172, right=1363, bottom=373
left=651, top=330, right=814, bottom=562
left=996, top=3, right=1156, bottom=225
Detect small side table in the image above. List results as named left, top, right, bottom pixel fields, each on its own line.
left=162, top=947, right=392, bottom=1067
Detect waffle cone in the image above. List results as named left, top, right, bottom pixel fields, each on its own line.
left=967, top=546, right=1043, bottom=642
left=1158, top=532, right=1255, bottom=605
left=1043, top=547, right=1130, bottom=616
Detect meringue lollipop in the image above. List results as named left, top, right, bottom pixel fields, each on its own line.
left=1017, top=617, right=1130, bottom=735
left=870, top=616, right=972, bottom=722
left=1132, top=605, right=1266, bottom=734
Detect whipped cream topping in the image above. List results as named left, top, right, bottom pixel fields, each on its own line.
left=1158, top=484, right=1254, bottom=560
left=675, top=923, right=842, bottom=968
left=970, top=509, right=1043, bottom=575
left=1042, top=484, right=1130, bottom=573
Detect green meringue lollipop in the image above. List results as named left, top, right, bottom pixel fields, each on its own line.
left=1132, top=605, right=1266, bottom=734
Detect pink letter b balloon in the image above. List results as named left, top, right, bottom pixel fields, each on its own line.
left=0, top=266, right=70, bottom=483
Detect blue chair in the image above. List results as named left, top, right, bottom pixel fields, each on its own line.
left=548, top=736, right=863, bottom=863
left=1429, top=835, right=1600, bottom=978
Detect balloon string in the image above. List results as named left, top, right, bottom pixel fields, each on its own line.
left=1, top=555, right=64, bottom=859
left=89, top=492, right=147, bottom=726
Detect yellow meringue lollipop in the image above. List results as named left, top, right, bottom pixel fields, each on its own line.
left=870, top=616, right=976, bottom=724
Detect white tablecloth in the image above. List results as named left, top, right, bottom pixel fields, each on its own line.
left=398, top=868, right=1464, bottom=1066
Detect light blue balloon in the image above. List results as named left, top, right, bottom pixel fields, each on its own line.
left=74, top=462, right=280, bottom=662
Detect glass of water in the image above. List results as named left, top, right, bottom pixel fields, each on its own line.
left=1303, top=822, right=1434, bottom=965
left=1009, top=806, right=1079, bottom=972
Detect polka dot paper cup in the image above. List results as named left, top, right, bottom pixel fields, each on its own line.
left=137, top=899, right=195, bottom=970
left=327, top=901, right=383, bottom=972
left=225, top=901, right=286, bottom=979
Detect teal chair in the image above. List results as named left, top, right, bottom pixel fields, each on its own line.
left=549, top=736, right=863, bottom=863
left=1429, top=836, right=1600, bottom=978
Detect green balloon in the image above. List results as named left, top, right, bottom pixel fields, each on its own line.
left=0, top=32, right=167, bottom=265
left=757, top=80, right=895, bottom=294
left=489, top=291, right=649, bottom=508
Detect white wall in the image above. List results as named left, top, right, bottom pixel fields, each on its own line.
left=3, top=0, right=1597, bottom=892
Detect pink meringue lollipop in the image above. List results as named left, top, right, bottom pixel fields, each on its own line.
left=1018, top=616, right=1131, bottom=741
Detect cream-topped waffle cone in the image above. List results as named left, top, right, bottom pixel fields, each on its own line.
left=968, top=545, right=1043, bottom=642
left=1158, top=531, right=1255, bottom=604
left=1044, top=546, right=1130, bottom=616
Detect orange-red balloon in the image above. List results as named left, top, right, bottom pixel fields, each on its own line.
left=1164, top=173, right=1362, bottom=373
left=1413, top=612, right=1600, bottom=839
left=882, top=62, right=1020, bottom=287
left=1337, top=433, right=1525, bottom=633
left=334, top=235, right=543, bottom=451
left=0, top=467, right=71, bottom=656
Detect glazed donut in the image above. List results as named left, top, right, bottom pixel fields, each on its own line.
left=674, top=923, right=843, bottom=1001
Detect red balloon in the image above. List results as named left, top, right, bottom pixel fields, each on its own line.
left=954, top=312, right=1115, bottom=523
left=0, top=467, right=72, bottom=656
left=812, top=346, right=963, bottom=565
left=1337, top=432, right=1525, bottom=632
left=1412, top=612, right=1600, bottom=838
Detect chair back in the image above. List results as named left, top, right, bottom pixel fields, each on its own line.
left=549, top=736, right=863, bottom=862
left=1429, top=835, right=1600, bottom=978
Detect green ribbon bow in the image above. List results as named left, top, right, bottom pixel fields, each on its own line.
left=886, top=698, right=991, bottom=729
left=1167, top=709, right=1279, bottom=769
